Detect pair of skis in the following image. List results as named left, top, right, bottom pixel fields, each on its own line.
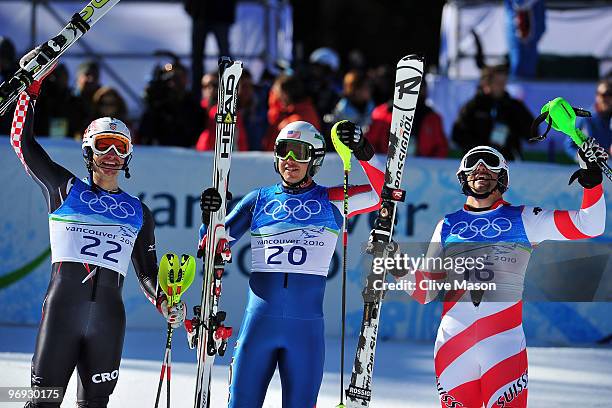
left=340, top=55, right=424, bottom=408
left=0, top=0, right=121, bottom=116
left=188, top=57, right=243, bottom=408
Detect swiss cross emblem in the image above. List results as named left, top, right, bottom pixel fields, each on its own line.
left=392, top=190, right=402, bottom=200
left=110, top=123, right=117, bottom=130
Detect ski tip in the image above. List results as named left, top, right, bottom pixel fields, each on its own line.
left=400, top=54, right=425, bottom=62
left=218, top=56, right=233, bottom=65
left=218, top=56, right=236, bottom=71
left=218, top=56, right=244, bottom=70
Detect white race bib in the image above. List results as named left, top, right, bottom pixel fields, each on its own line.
left=49, top=179, right=143, bottom=275
left=251, top=226, right=338, bottom=276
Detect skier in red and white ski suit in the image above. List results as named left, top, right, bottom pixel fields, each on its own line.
left=395, top=144, right=607, bottom=408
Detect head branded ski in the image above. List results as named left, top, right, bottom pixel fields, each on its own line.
left=345, top=55, right=424, bottom=407
left=190, top=57, right=243, bottom=408
left=0, top=0, right=121, bottom=116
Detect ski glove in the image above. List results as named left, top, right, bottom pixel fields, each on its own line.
left=20, top=47, right=58, bottom=99
left=569, top=137, right=609, bottom=188
left=371, top=240, right=409, bottom=278
left=185, top=318, right=198, bottom=349
left=335, top=120, right=374, bottom=161
left=160, top=299, right=187, bottom=329
left=200, top=187, right=223, bottom=224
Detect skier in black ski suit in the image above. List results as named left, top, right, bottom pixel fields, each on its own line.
left=9, top=60, right=185, bottom=407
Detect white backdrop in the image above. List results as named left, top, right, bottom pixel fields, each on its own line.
left=0, top=139, right=611, bottom=345
left=440, top=1, right=612, bottom=78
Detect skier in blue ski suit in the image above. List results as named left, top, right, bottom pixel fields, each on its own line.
left=198, top=120, right=384, bottom=407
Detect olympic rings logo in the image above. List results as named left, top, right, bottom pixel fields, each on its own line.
left=263, top=198, right=322, bottom=221
left=79, top=190, right=136, bottom=219
left=449, top=217, right=512, bottom=240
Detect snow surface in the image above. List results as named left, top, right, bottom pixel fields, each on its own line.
left=0, top=326, right=611, bottom=407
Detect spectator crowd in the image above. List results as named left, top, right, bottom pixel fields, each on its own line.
left=1, top=35, right=611, bottom=162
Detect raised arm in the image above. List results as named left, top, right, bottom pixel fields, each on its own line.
left=327, top=121, right=385, bottom=218
left=522, top=138, right=607, bottom=244
left=327, top=154, right=385, bottom=218
left=522, top=184, right=605, bottom=244
left=10, top=90, right=74, bottom=212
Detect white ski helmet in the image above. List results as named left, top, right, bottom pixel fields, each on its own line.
left=309, top=47, right=340, bottom=71
left=82, top=117, right=132, bottom=157
left=457, top=145, right=509, bottom=197
left=82, top=117, right=133, bottom=179
left=274, top=121, right=326, bottom=183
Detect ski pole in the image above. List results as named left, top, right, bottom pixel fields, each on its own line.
left=154, top=253, right=178, bottom=408
left=331, top=120, right=353, bottom=408
left=154, top=253, right=196, bottom=408
left=531, top=97, right=612, bottom=182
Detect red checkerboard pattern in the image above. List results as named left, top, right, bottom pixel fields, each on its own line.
left=10, top=92, right=30, bottom=171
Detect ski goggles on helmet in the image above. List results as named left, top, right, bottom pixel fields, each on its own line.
left=91, top=133, right=132, bottom=158
left=274, top=140, right=312, bottom=163
left=459, top=148, right=506, bottom=174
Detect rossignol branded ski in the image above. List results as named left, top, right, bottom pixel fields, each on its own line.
left=345, top=54, right=424, bottom=407
left=0, top=0, right=121, bottom=116
left=191, top=57, right=243, bottom=408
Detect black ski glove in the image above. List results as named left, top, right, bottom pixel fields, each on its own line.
left=200, top=187, right=222, bottom=224
left=569, top=137, right=609, bottom=188
left=335, top=120, right=374, bottom=161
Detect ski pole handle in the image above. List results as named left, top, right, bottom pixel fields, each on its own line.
left=176, top=253, right=196, bottom=300
left=158, top=253, right=179, bottom=306
left=158, top=253, right=196, bottom=306
left=542, top=98, right=612, bottom=181
left=331, top=120, right=353, bottom=172
left=531, top=97, right=592, bottom=144
left=545, top=97, right=585, bottom=146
